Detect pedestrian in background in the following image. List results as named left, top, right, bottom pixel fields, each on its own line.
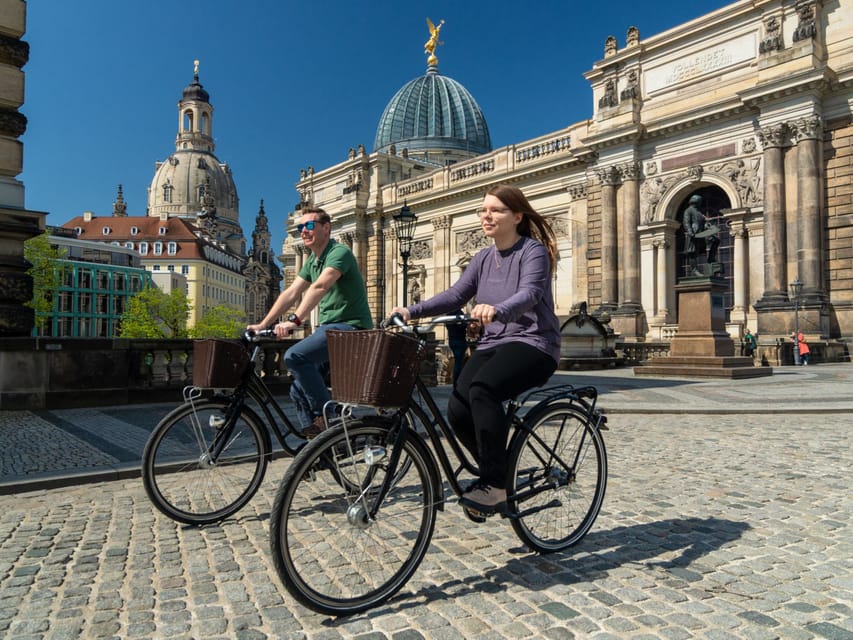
left=744, top=328, right=757, bottom=357
left=795, top=331, right=810, bottom=365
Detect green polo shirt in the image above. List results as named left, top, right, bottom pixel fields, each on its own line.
left=299, top=240, right=373, bottom=328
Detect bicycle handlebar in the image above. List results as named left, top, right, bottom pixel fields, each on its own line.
left=243, top=328, right=277, bottom=342
left=381, top=313, right=472, bottom=334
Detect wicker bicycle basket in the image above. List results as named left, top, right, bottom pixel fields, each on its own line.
left=327, top=330, right=425, bottom=407
left=192, top=339, right=250, bottom=388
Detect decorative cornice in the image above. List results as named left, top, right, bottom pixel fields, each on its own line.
left=0, top=108, right=27, bottom=137
left=567, top=183, right=587, bottom=201
left=0, top=34, right=29, bottom=68
left=432, top=215, right=451, bottom=230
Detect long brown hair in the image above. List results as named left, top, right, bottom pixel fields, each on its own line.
left=486, top=184, right=557, bottom=273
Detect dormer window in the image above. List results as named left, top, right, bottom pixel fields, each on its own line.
left=167, top=242, right=177, bottom=255
left=139, top=242, right=148, bottom=255
left=153, top=242, right=163, bottom=255
left=74, top=227, right=82, bottom=235
left=130, top=227, right=139, bottom=236
left=159, top=226, right=167, bottom=235
left=102, top=226, right=111, bottom=235
left=125, top=242, right=134, bottom=250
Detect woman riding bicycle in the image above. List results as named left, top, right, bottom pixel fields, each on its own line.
left=392, top=184, right=560, bottom=515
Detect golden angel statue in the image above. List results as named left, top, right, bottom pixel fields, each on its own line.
left=424, top=18, right=445, bottom=65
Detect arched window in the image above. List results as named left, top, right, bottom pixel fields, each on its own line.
left=183, top=109, right=194, bottom=132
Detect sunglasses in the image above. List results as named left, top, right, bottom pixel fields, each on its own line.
left=297, top=220, right=319, bottom=233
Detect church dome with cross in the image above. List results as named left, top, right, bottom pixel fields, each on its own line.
left=147, top=62, right=244, bottom=253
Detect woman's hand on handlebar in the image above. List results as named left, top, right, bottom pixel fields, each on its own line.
left=389, top=307, right=411, bottom=323
left=470, top=303, right=498, bottom=326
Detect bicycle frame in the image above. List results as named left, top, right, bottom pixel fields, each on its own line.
left=185, top=337, right=306, bottom=459
left=358, top=316, right=607, bottom=520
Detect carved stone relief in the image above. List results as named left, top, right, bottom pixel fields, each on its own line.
left=758, top=123, right=788, bottom=148
left=410, top=239, right=432, bottom=260
left=710, top=158, right=763, bottom=206
left=456, top=229, right=490, bottom=254
left=547, top=215, right=570, bottom=240
left=793, top=0, right=817, bottom=42
left=791, top=115, right=822, bottom=141
left=759, top=15, right=784, bottom=53
left=640, top=176, right=676, bottom=223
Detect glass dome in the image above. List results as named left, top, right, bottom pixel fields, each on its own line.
left=374, top=65, right=491, bottom=159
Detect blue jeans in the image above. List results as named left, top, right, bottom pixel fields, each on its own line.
left=284, top=323, right=357, bottom=429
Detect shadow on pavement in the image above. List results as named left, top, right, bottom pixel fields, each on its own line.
left=369, top=516, right=750, bottom=618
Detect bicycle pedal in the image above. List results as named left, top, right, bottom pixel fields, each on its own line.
left=461, top=505, right=489, bottom=523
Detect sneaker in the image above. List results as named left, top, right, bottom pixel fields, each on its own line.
left=302, top=416, right=327, bottom=440
left=460, top=480, right=507, bottom=514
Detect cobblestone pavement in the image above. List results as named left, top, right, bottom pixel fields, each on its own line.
left=0, top=365, right=851, bottom=639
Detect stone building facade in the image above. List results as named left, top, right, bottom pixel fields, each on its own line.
left=0, top=0, right=45, bottom=337
left=280, top=0, right=852, bottom=358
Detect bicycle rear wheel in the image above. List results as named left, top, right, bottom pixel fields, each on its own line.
left=270, top=418, right=438, bottom=616
left=507, top=401, right=607, bottom=553
left=142, top=399, right=269, bottom=525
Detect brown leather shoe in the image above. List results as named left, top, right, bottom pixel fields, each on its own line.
left=460, top=481, right=507, bottom=514
left=302, top=416, right=327, bottom=439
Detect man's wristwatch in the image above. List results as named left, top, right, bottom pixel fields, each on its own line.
left=286, top=313, right=301, bottom=326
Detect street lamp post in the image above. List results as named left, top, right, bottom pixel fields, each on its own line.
left=392, top=202, right=417, bottom=307
left=790, top=278, right=803, bottom=366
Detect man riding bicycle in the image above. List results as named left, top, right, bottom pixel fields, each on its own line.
left=248, top=208, right=372, bottom=438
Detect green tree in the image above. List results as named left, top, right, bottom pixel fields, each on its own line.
left=119, top=287, right=191, bottom=338
left=24, top=231, right=67, bottom=335
left=190, top=304, right=247, bottom=338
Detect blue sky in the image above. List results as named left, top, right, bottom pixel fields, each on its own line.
left=22, top=0, right=728, bottom=255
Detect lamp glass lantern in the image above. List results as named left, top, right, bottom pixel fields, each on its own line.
left=392, top=202, right=418, bottom=306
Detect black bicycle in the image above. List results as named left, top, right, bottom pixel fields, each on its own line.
left=141, top=330, right=308, bottom=525
left=269, top=315, right=609, bottom=616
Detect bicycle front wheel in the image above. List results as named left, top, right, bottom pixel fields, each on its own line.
left=270, top=418, right=438, bottom=616
left=507, top=401, right=607, bottom=553
left=142, top=399, right=269, bottom=525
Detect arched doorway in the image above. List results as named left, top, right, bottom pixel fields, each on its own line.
left=674, top=185, right=735, bottom=319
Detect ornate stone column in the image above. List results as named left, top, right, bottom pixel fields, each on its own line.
left=791, top=115, right=823, bottom=301
left=619, top=162, right=641, bottom=310
left=367, top=213, right=385, bottom=320
left=431, top=215, right=452, bottom=298
left=654, top=239, right=670, bottom=321
left=353, top=212, right=368, bottom=276
left=723, top=208, right=750, bottom=325
left=0, top=11, right=46, bottom=337
left=756, top=123, right=788, bottom=303
left=597, top=166, right=620, bottom=311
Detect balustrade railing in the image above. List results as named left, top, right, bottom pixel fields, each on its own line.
left=0, top=337, right=297, bottom=410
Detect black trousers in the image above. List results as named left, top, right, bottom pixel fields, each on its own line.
left=448, top=342, right=556, bottom=489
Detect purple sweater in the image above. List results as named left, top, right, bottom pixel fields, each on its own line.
left=408, top=236, right=561, bottom=364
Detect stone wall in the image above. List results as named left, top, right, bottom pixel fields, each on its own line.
left=825, top=116, right=853, bottom=338
left=0, top=337, right=297, bottom=410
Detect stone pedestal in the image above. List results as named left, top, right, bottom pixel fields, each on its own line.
left=635, top=276, right=772, bottom=378
left=0, top=207, right=45, bottom=337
